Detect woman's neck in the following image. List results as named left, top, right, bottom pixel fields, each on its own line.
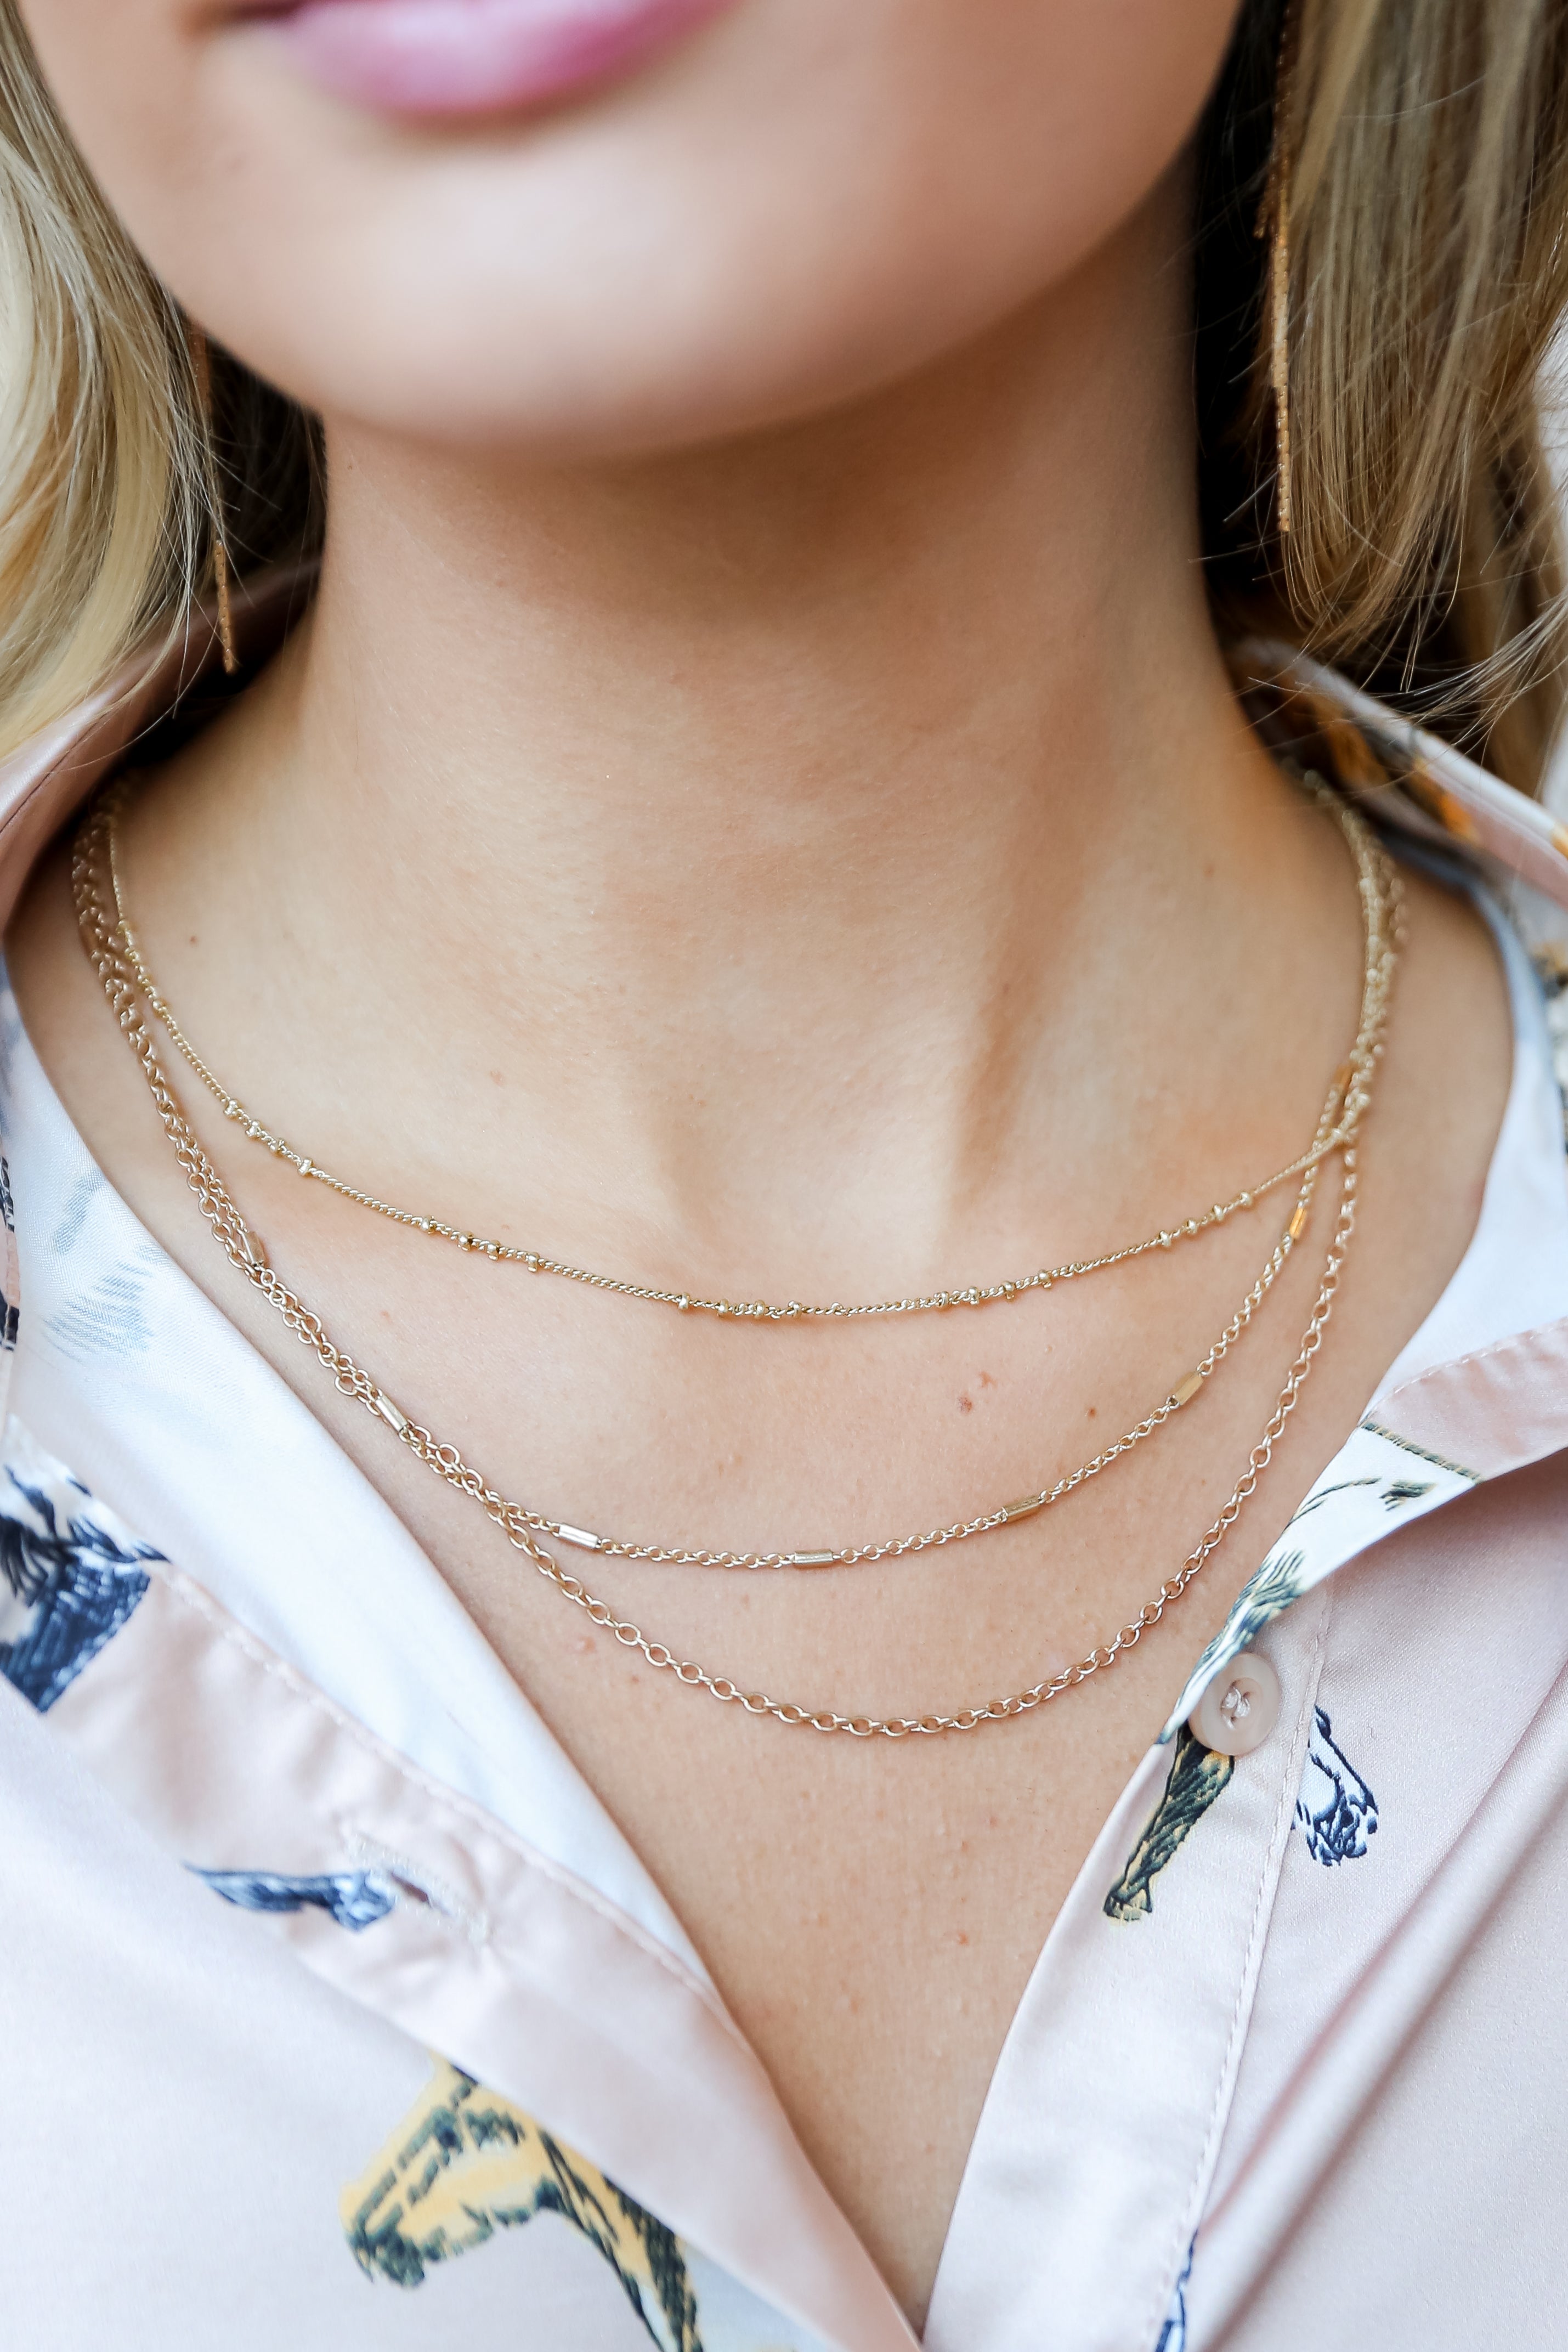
left=127, top=186, right=1355, bottom=1290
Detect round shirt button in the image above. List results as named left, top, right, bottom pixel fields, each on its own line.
left=1187, top=1650, right=1281, bottom=1757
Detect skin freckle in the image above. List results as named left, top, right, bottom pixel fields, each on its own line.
left=958, top=1394, right=973, bottom=1413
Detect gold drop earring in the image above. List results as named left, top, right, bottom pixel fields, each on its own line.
left=185, top=323, right=240, bottom=674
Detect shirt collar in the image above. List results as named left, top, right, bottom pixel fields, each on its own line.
left=8, top=616, right=1568, bottom=1782
left=1163, top=871, right=1568, bottom=1738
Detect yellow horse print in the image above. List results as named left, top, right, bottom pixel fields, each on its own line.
left=342, top=2057, right=704, bottom=2352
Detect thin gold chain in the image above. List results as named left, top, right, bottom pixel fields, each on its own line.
left=97, top=768, right=1386, bottom=1574
left=102, top=782, right=1390, bottom=1324
left=516, top=1160, right=1359, bottom=1737
left=409, top=1150, right=1327, bottom=1569
left=73, top=790, right=1398, bottom=1735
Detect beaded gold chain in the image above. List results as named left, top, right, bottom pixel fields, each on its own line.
left=384, top=1149, right=1332, bottom=1570
left=101, top=783, right=1386, bottom=1325
left=91, top=773, right=1368, bottom=1573
left=74, top=784, right=1401, bottom=1735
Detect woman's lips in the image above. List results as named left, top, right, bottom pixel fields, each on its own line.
left=259, top=0, right=738, bottom=118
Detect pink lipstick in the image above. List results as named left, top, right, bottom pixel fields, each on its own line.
left=259, top=0, right=738, bottom=119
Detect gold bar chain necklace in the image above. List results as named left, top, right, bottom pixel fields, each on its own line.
left=73, top=781, right=1400, bottom=1736
left=101, top=782, right=1383, bottom=1325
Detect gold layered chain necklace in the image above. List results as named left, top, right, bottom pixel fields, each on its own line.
left=88, top=779, right=1386, bottom=1574
left=73, top=778, right=1401, bottom=1735
left=101, top=792, right=1374, bottom=1325
left=457, top=1151, right=1326, bottom=1570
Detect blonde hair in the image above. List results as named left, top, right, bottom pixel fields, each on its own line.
left=1, top=0, right=1566, bottom=783
left=1198, top=0, right=1568, bottom=787
left=0, top=4, right=318, bottom=755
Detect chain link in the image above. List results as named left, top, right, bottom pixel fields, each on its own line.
left=525, top=1149, right=1323, bottom=1566
left=73, top=785, right=1399, bottom=1737
left=101, top=779, right=1394, bottom=1325
left=484, top=1154, right=1360, bottom=1736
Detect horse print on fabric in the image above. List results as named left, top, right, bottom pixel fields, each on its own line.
left=1155, top=2241, right=1193, bottom=2350
left=1296, top=1706, right=1378, bottom=1865
left=193, top=1867, right=399, bottom=1930
left=0, top=1457, right=160, bottom=1712
left=343, top=2058, right=705, bottom=2352
left=1104, top=1728, right=1235, bottom=1922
